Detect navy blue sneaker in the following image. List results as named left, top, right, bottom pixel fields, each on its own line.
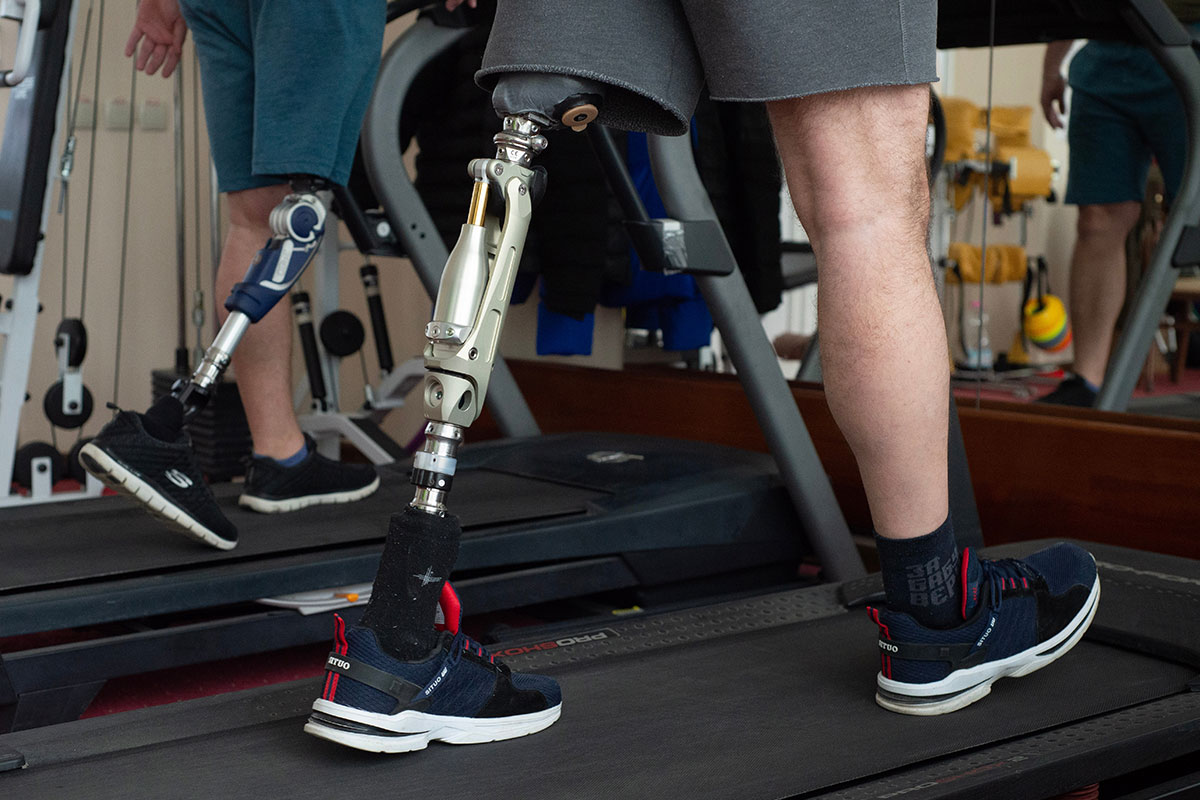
left=305, top=584, right=562, bottom=753
left=868, top=543, right=1100, bottom=715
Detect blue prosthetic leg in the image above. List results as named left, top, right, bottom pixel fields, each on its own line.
left=174, top=177, right=328, bottom=418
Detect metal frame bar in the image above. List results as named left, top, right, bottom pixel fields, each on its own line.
left=647, top=134, right=866, bottom=581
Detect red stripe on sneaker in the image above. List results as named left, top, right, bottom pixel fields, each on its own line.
left=329, top=615, right=348, bottom=700
left=868, top=606, right=893, bottom=679
left=961, top=548, right=972, bottom=620
left=323, top=615, right=348, bottom=701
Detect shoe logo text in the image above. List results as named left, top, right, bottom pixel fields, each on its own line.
left=879, top=641, right=898, bottom=653
left=976, top=614, right=997, bottom=648
left=165, top=469, right=193, bottom=488
left=327, top=656, right=351, bottom=671
left=423, top=665, right=449, bottom=697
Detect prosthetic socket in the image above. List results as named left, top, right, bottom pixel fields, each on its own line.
left=410, top=76, right=605, bottom=515
left=174, top=178, right=328, bottom=417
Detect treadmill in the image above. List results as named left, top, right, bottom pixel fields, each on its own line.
left=0, top=2, right=855, bottom=730
left=2, top=540, right=1197, bottom=800
left=2, top=2, right=1199, bottom=796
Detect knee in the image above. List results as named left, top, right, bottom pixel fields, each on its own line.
left=771, top=84, right=931, bottom=248
left=226, top=183, right=292, bottom=232
left=797, top=171, right=930, bottom=251
left=1075, top=203, right=1140, bottom=241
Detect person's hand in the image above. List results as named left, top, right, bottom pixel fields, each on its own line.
left=125, top=0, right=188, bottom=78
left=444, top=0, right=477, bottom=10
left=1040, top=72, right=1067, bottom=129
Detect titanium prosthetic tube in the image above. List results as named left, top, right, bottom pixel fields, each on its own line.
left=408, top=76, right=604, bottom=515
left=173, top=177, right=328, bottom=418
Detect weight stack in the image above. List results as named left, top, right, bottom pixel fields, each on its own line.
left=151, top=369, right=253, bottom=483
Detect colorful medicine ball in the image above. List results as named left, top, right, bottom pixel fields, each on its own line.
left=1023, top=294, right=1072, bottom=352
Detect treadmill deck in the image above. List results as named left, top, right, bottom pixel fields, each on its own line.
left=2, top=541, right=1197, bottom=799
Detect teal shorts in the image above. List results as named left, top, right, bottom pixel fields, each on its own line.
left=1065, top=37, right=1190, bottom=205
left=179, top=0, right=385, bottom=192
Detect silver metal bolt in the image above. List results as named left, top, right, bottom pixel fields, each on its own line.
left=469, top=348, right=478, bottom=360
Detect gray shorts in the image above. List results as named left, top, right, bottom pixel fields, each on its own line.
left=477, top=0, right=937, bottom=135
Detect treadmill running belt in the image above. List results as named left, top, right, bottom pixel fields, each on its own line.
left=0, top=466, right=604, bottom=592
left=1, top=593, right=1192, bottom=799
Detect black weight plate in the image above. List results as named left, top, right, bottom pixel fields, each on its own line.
left=319, top=310, right=366, bottom=357
left=43, top=381, right=94, bottom=429
left=13, top=441, right=65, bottom=489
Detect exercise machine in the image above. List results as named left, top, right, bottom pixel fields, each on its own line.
left=0, top=0, right=104, bottom=506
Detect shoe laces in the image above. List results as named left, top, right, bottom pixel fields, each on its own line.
left=979, top=557, right=1040, bottom=610
left=450, top=629, right=506, bottom=671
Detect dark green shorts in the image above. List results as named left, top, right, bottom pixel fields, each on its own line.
left=180, top=0, right=385, bottom=192
left=1066, top=39, right=1188, bottom=206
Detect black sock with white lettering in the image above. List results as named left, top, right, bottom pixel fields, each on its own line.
left=358, top=506, right=462, bottom=661
left=875, top=516, right=961, bottom=629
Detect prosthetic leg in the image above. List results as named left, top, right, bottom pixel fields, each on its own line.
left=406, top=76, right=603, bottom=516
left=354, top=75, right=607, bottom=657
left=164, top=176, right=329, bottom=423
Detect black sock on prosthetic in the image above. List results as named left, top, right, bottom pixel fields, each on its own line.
left=141, top=395, right=185, bottom=442
left=359, top=506, right=462, bottom=661
left=875, top=516, right=961, bottom=629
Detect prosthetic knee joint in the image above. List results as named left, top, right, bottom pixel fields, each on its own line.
left=410, top=75, right=606, bottom=515
left=174, top=177, right=329, bottom=417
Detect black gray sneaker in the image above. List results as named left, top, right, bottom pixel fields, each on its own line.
left=1037, top=376, right=1097, bottom=407
left=239, top=436, right=379, bottom=513
left=79, top=410, right=238, bottom=550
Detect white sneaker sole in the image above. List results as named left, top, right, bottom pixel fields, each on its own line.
left=79, top=443, right=237, bottom=551
left=304, top=697, right=562, bottom=754
left=876, top=574, right=1101, bottom=716
left=238, top=476, right=380, bottom=514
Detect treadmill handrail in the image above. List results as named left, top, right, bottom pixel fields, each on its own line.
left=648, top=134, right=866, bottom=581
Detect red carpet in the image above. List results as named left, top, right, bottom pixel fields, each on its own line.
left=953, top=364, right=1200, bottom=404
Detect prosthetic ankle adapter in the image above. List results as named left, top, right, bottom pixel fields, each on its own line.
left=409, top=75, right=605, bottom=515
left=171, top=176, right=329, bottom=418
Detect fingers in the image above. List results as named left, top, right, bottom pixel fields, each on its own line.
left=146, top=42, right=168, bottom=75
left=125, top=25, right=143, bottom=58
left=139, top=38, right=164, bottom=74
left=172, top=18, right=188, bottom=52
left=161, top=48, right=181, bottom=78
